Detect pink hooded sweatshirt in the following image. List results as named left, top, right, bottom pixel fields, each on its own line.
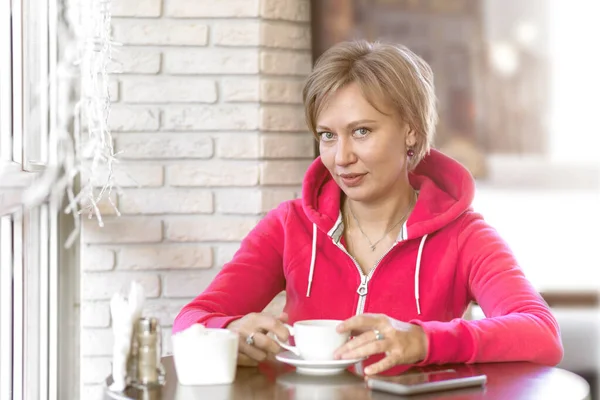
left=173, top=149, right=563, bottom=368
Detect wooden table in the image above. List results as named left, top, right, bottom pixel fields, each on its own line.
left=105, top=356, right=591, bottom=400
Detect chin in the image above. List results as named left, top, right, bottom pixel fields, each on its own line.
left=339, top=185, right=375, bottom=203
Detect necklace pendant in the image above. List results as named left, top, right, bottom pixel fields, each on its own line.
left=370, top=244, right=376, bottom=251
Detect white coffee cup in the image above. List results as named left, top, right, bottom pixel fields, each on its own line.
left=172, top=324, right=239, bottom=385
left=275, top=320, right=349, bottom=361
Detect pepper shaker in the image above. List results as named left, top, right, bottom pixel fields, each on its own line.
left=135, top=317, right=164, bottom=387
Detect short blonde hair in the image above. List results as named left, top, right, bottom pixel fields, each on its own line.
left=302, top=40, right=438, bottom=169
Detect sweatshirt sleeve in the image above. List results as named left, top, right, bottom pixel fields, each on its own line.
left=411, top=214, right=564, bottom=366
left=172, top=202, right=289, bottom=334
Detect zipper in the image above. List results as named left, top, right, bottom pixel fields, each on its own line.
left=332, top=239, right=400, bottom=316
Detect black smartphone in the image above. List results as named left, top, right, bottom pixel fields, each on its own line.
left=366, top=368, right=487, bottom=396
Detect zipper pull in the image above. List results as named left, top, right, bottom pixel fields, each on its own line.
left=357, top=275, right=368, bottom=297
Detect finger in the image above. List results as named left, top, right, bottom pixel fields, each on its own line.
left=256, top=314, right=290, bottom=342
left=334, top=330, right=379, bottom=358
left=278, top=312, right=289, bottom=322
left=237, top=353, right=259, bottom=367
left=239, top=339, right=268, bottom=362
left=364, top=355, right=398, bottom=376
left=339, top=337, right=388, bottom=360
left=337, top=314, right=385, bottom=334
left=251, top=331, right=282, bottom=355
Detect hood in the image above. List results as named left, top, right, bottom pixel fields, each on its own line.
left=301, top=148, right=475, bottom=238
left=300, top=149, right=476, bottom=313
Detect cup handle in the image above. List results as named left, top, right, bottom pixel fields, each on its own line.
left=273, top=323, right=300, bottom=356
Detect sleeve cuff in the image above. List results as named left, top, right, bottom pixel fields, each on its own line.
left=409, top=319, right=475, bottom=365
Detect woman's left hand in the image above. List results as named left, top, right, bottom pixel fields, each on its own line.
left=333, top=313, right=428, bottom=375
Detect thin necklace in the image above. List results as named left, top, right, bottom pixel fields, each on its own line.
left=347, top=191, right=416, bottom=252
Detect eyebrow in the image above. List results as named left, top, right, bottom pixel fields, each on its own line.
left=316, top=119, right=378, bottom=131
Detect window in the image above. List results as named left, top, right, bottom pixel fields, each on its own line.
left=0, top=0, right=62, bottom=399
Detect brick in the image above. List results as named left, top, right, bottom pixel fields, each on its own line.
left=82, top=218, right=162, bottom=244
left=216, top=133, right=260, bottom=159
left=260, top=160, right=311, bottom=185
left=166, top=215, right=260, bottom=242
left=261, top=21, right=311, bottom=49
left=109, top=106, right=160, bottom=131
left=216, top=244, right=242, bottom=267
left=109, top=80, right=119, bottom=102
left=81, top=246, right=115, bottom=271
left=215, top=189, right=262, bottom=214
left=114, top=164, right=164, bottom=187
left=162, top=105, right=258, bottom=131
left=80, top=190, right=119, bottom=217
left=81, top=272, right=161, bottom=300
left=213, top=21, right=259, bottom=46
left=116, top=134, right=213, bottom=160
left=119, top=188, right=213, bottom=214
left=81, top=328, right=113, bottom=356
left=260, top=105, right=306, bottom=131
left=82, top=357, right=112, bottom=384
left=115, top=134, right=210, bottom=160
left=108, top=48, right=161, bottom=74
left=164, top=49, right=258, bottom=75
left=213, top=189, right=291, bottom=214
left=167, top=162, right=259, bottom=187
left=222, top=78, right=259, bottom=102
left=163, top=270, right=222, bottom=298
left=261, top=0, right=310, bottom=21
left=121, top=77, right=217, bottom=104
left=118, top=244, right=213, bottom=269
left=261, top=133, right=314, bottom=158
left=166, top=0, right=259, bottom=17
left=260, top=79, right=303, bottom=104
left=260, top=50, right=311, bottom=76
left=143, top=299, right=189, bottom=327
left=112, top=0, right=161, bottom=17
left=112, top=19, right=208, bottom=46
left=80, top=136, right=116, bottom=161
left=83, top=164, right=164, bottom=187
left=81, top=302, right=111, bottom=328
left=261, top=189, right=296, bottom=212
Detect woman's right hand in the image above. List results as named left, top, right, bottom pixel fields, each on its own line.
left=226, top=312, right=290, bottom=367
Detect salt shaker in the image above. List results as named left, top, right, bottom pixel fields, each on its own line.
left=135, top=317, right=164, bottom=387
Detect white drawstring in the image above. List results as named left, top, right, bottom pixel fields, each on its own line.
left=414, top=234, right=428, bottom=315
left=306, top=223, right=318, bottom=297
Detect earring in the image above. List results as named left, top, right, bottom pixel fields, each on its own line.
left=407, top=148, right=414, bottom=157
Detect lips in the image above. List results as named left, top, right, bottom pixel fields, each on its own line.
left=338, top=173, right=367, bottom=187
left=339, top=173, right=364, bottom=179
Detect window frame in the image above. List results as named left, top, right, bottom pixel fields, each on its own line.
left=0, top=0, right=64, bottom=398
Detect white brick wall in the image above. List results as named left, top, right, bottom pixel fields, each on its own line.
left=80, top=0, right=313, bottom=396
left=121, top=77, right=217, bottom=103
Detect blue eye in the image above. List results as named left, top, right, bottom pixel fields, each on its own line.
left=319, top=131, right=335, bottom=141
left=353, top=127, right=370, bottom=137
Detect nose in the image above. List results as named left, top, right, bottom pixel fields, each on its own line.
left=334, top=137, right=356, bottom=166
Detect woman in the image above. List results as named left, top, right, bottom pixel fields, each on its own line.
left=173, top=40, right=563, bottom=376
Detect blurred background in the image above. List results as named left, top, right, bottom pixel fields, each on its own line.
left=0, top=0, right=598, bottom=399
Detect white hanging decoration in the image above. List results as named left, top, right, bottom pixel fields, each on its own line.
left=1, top=0, right=122, bottom=247
left=62, top=0, right=122, bottom=247
left=16, top=0, right=122, bottom=247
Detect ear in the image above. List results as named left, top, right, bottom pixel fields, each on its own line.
left=405, top=127, right=417, bottom=147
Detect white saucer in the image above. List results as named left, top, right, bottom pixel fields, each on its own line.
left=275, top=351, right=364, bottom=376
